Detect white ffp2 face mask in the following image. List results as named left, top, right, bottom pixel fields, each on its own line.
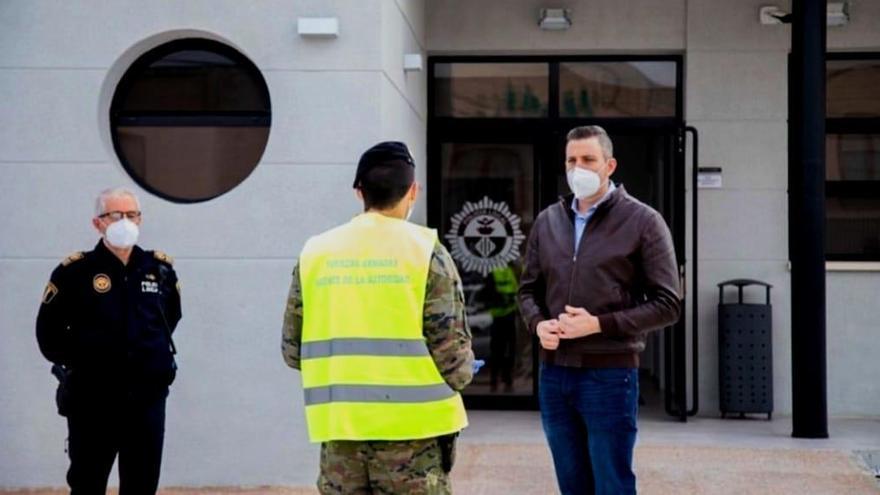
left=105, top=219, right=139, bottom=248
left=566, top=167, right=602, bottom=199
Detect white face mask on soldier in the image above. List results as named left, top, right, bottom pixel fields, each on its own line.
left=566, top=167, right=602, bottom=199
left=105, top=219, right=139, bottom=248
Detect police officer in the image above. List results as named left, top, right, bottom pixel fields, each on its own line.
left=282, top=142, right=474, bottom=494
left=36, top=187, right=181, bottom=495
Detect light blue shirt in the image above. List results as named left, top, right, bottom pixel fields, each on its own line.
left=571, top=181, right=616, bottom=255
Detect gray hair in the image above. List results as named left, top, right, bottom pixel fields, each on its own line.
left=566, top=125, right=614, bottom=160
left=94, top=187, right=141, bottom=217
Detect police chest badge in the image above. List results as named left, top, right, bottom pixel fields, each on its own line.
left=93, top=274, right=111, bottom=293
left=445, top=196, right=525, bottom=276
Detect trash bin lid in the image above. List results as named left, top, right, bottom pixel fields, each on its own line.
left=717, top=279, right=773, bottom=289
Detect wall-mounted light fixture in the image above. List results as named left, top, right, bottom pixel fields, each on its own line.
left=297, top=17, right=339, bottom=38
left=826, top=2, right=850, bottom=26
left=759, top=2, right=849, bottom=26
left=538, top=8, right=572, bottom=30
left=403, top=54, right=423, bottom=72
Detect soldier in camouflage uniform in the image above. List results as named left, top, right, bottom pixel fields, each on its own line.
left=281, top=141, right=474, bottom=494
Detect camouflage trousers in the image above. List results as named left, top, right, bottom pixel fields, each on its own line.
left=318, top=437, right=451, bottom=494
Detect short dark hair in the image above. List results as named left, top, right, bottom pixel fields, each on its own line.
left=566, top=125, right=614, bottom=159
left=359, top=161, right=414, bottom=210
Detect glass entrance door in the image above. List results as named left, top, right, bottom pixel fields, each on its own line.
left=428, top=56, right=685, bottom=410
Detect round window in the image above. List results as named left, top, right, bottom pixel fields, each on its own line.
left=110, top=39, right=271, bottom=202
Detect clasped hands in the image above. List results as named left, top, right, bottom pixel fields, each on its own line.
left=536, top=305, right=601, bottom=350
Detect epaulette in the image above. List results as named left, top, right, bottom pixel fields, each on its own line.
left=60, top=251, right=84, bottom=267
left=153, top=250, right=174, bottom=265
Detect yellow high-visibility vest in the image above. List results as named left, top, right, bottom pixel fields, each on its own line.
left=299, top=212, right=468, bottom=442
left=489, top=266, right=518, bottom=318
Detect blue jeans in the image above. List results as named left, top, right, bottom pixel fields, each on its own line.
left=539, top=363, right=639, bottom=495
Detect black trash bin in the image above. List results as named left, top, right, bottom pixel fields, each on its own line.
left=718, top=279, right=773, bottom=420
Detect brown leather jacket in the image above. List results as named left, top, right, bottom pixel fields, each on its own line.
left=517, top=186, right=681, bottom=368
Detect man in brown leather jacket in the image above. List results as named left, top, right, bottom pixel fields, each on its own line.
left=518, top=125, right=681, bottom=495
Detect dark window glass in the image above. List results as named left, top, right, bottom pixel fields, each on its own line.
left=434, top=63, right=549, bottom=118
left=825, top=134, right=880, bottom=259
left=825, top=55, right=880, bottom=260
left=559, top=62, right=677, bottom=117
left=826, top=134, right=880, bottom=181
left=111, top=39, right=271, bottom=202
left=826, top=196, right=880, bottom=259
left=827, top=59, right=880, bottom=118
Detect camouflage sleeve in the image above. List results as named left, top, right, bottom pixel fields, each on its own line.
left=424, top=242, right=474, bottom=392
left=281, top=262, right=303, bottom=370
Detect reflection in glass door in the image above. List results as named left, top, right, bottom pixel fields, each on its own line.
left=437, top=143, right=536, bottom=405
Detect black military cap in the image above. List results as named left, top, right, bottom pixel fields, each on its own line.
left=352, top=141, right=415, bottom=188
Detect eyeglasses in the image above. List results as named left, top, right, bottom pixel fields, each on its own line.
left=98, top=210, right=142, bottom=221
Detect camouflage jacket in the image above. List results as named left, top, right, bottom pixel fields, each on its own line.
left=281, top=241, right=474, bottom=391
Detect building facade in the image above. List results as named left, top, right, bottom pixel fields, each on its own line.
left=1, top=0, right=878, bottom=488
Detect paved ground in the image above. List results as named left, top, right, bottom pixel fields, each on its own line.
left=455, top=410, right=880, bottom=493
left=4, top=412, right=878, bottom=494
left=454, top=443, right=879, bottom=494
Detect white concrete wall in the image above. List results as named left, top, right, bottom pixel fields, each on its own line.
left=0, top=0, right=428, bottom=488
left=426, top=0, right=880, bottom=418
left=684, top=0, right=794, bottom=417
left=428, top=0, right=686, bottom=53
left=687, top=0, right=880, bottom=419
left=1, top=0, right=878, bottom=489
left=381, top=0, right=429, bottom=222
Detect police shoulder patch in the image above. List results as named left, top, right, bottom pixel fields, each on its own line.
left=61, top=251, right=84, bottom=267
left=42, top=281, right=58, bottom=304
left=153, top=250, right=174, bottom=265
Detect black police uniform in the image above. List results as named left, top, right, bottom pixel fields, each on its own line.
left=36, top=240, right=181, bottom=495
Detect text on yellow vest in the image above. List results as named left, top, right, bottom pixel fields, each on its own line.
left=299, top=212, right=468, bottom=442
